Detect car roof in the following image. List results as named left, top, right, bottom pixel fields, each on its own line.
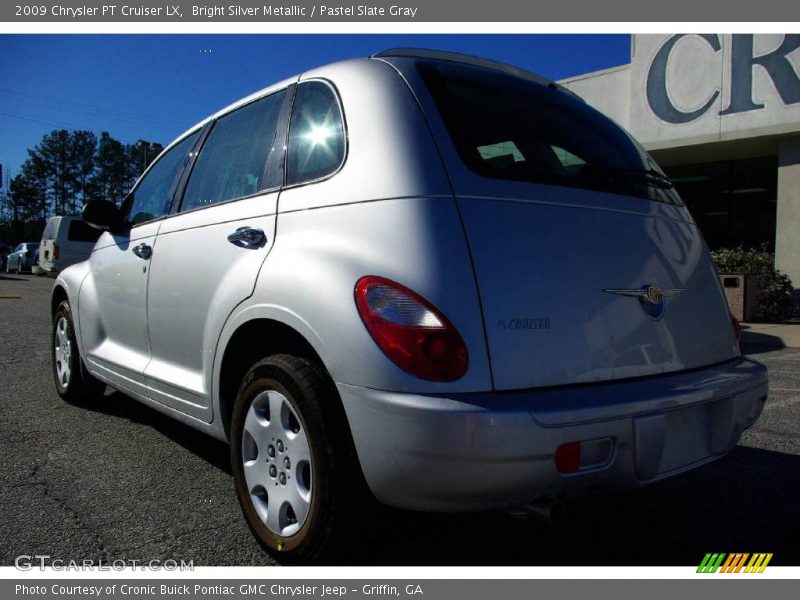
left=155, top=47, right=579, bottom=172
left=372, top=47, right=581, bottom=99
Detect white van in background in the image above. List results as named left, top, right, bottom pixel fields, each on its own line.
left=39, top=216, right=101, bottom=275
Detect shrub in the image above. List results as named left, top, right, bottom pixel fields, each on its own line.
left=710, top=246, right=795, bottom=322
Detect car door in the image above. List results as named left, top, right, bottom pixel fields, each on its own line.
left=10, top=244, right=24, bottom=269
left=143, top=86, right=292, bottom=421
left=78, top=130, right=201, bottom=397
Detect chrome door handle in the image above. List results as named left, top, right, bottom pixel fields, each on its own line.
left=132, top=243, right=152, bottom=260
left=227, top=226, right=266, bottom=248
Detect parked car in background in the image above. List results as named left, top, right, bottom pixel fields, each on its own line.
left=38, top=216, right=102, bottom=276
left=5, top=242, right=37, bottom=273
left=32, top=247, right=42, bottom=275
left=51, top=49, right=768, bottom=563
left=0, top=244, right=12, bottom=271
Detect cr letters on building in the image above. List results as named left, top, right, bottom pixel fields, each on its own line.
left=647, top=34, right=800, bottom=124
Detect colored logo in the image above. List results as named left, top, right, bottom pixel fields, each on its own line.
left=645, top=285, right=662, bottom=304
left=697, top=553, right=773, bottom=573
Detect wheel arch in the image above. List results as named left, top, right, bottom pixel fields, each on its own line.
left=216, top=311, right=371, bottom=508
left=216, top=315, right=338, bottom=442
left=51, top=283, right=69, bottom=318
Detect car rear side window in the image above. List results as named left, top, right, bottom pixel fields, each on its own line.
left=67, top=220, right=102, bottom=243
left=286, top=81, right=345, bottom=186
left=126, top=131, right=201, bottom=226
left=180, top=90, right=286, bottom=212
left=418, top=61, right=681, bottom=205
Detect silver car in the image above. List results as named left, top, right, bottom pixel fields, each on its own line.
left=6, top=242, right=37, bottom=273
left=51, top=49, right=768, bottom=563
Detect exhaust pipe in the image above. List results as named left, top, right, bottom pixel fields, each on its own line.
left=506, top=497, right=566, bottom=523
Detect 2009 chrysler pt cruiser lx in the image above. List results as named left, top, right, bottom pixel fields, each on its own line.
left=51, top=49, right=768, bottom=562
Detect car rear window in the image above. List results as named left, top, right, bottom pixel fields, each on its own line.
left=42, top=219, right=59, bottom=240
left=417, top=60, right=681, bottom=205
left=67, top=220, right=102, bottom=243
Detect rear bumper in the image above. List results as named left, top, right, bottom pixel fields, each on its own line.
left=338, top=357, right=768, bottom=511
left=39, top=259, right=57, bottom=272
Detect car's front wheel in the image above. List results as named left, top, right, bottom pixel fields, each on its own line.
left=231, top=354, right=361, bottom=564
left=52, top=301, right=105, bottom=402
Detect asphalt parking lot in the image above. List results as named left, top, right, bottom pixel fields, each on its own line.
left=1, top=273, right=799, bottom=566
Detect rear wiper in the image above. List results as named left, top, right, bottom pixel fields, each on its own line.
left=621, top=168, right=674, bottom=189
left=570, top=165, right=675, bottom=190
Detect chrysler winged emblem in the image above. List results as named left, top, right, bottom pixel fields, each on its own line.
left=603, top=284, right=685, bottom=319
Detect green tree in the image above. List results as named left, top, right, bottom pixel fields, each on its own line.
left=89, top=132, right=130, bottom=206
left=69, top=131, right=98, bottom=213
left=128, top=139, right=164, bottom=186
left=8, top=158, right=48, bottom=222
left=2, top=129, right=162, bottom=227
left=32, top=129, right=75, bottom=216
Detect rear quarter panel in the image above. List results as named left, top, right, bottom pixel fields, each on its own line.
left=214, top=58, right=492, bottom=396
left=231, top=196, right=493, bottom=394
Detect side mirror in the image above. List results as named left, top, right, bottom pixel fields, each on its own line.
left=82, top=200, right=120, bottom=233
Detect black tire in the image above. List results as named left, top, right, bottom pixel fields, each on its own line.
left=52, top=300, right=105, bottom=403
left=230, top=354, right=365, bottom=564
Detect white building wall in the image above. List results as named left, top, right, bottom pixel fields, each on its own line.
left=630, top=34, right=800, bottom=150
left=561, top=34, right=800, bottom=151
left=776, top=138, right=800, bottom=284
left=560, top=65, right=631, bottom=129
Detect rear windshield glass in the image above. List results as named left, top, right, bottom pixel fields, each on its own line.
left=67, top=220, right=102, bottom=243
left=418, top=61, right=681, bottom=205
left=42, top=219, right=59, bottom=240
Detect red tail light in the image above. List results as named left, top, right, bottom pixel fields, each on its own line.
left=355, top=276, right=468, bottom=381
left=555, top=442, right=581, bottom=474
left=53, top=244, right=59, bottom=260
left=555, top=439, right=614, bottom=474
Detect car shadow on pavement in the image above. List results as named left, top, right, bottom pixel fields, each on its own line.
left=0, top=275, right=29, bottom=282
left=334, top=445, right=800, bottom=566
left=68, top=388, right=800, bottom=566
left=71, top=388, right=232, bottom=476
left=741, top=331, right=786, bottom=355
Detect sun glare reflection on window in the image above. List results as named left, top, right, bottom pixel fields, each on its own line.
left=287, top=82, right=345, bottom=185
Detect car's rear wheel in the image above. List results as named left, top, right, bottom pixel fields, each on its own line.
left=52, top=301, right=105, bottom=402
left=231, top=354, right=362, bottom=564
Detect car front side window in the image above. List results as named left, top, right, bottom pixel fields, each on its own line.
left=123, top=130, right=201, bottom=228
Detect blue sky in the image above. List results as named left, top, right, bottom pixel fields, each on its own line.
left=0, top=34, right=631, bottom=184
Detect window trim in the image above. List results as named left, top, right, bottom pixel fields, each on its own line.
left=121, top=127, right=205, bottom=230
left=171, top=86, right=293, bottom=217
left=282, top=78, right=348, bottom=191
